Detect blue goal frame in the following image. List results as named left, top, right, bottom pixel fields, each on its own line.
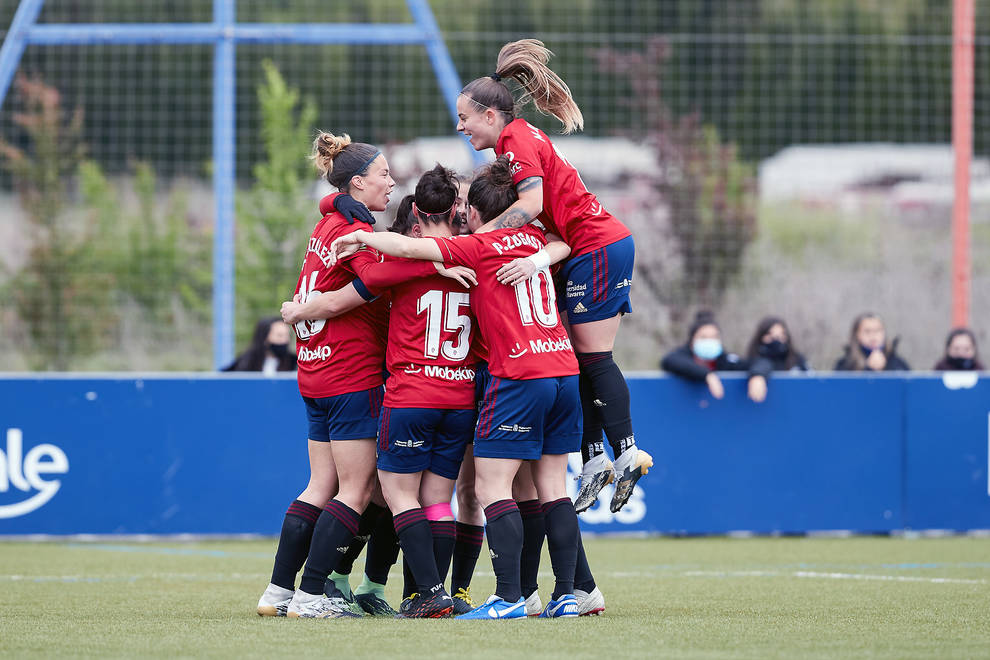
left=0, top=0, right=479, bottom=369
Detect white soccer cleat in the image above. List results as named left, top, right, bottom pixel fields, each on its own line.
left=257, top=583, right=294, bottom=617
left=524, top=590, right=543, bottom=617
left=610, top=448, right=653, bottom=513
left=573, top=586, right=605, bottom=616
left=573, top=453, right=615, bottom=513
left=286, top=590, right=361, bottom=619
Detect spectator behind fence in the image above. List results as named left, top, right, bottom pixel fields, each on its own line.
left=833, top=312, right=910, bottom=372
left=744, top=316, right=810, bottom=403
left=660, top=311, right=748, bottom=400
left=223, top=317, right=297, bottom=375
left=933, top=328, right=984, bottom=371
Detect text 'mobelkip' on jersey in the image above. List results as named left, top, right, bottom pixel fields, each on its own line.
left=431, top=225, right=579, bottom=381
left=496, top=118, right=631, bottom=258
left=292, top=207, right=388, bottom=399
left=381, top=257, right=477, bottom=409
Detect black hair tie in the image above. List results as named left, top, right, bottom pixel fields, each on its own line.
left=489, top=72, right=502, bottom=82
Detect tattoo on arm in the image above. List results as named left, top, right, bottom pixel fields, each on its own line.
left=494, top=208, right=532, bottom=229
left=491, top=177, right=543, bottom=229
left=516, top=176, right=543, bottom=194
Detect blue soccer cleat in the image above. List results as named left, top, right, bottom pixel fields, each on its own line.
left=455, top=594, right=527, bottom=620
left=538, top=594, right=579, bottom=618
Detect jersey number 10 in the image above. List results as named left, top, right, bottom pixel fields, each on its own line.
left=514, top=269, right=559, bottom=328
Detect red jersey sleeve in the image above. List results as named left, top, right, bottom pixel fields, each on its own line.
left=351, top=256, right=436, bottom=295
left=497, top=123, right=546, bottom=184
left=431, top=235, right=483, bottom=268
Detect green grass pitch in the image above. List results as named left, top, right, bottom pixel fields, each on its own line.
left=1, top=536, right=988, bottom=659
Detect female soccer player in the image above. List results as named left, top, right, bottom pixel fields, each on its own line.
left=454, top=39, right=652, bottom=514
left=330, top=157, right=583, bottom=619
left=257, top=130, right=401, bottom=620
left=372, top=166, right=480, bottom=618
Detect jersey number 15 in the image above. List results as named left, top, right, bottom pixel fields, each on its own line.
left=417, top=290, right=471, bottom=360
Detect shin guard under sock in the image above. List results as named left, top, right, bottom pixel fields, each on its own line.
left=518, top=499, right=545, bottom=598
left=542, top=498, right=579, bottom=599
left=393, top=508, right=442, bottom=594
left=270, top=499, right=322, bottom=590
left=450, top=522, right=484, bottom=593
left=483, top=500, right=523, bottom=603
left=577, top=352, right=635, bottom=456
left=298, top=500, right=361, bottom=595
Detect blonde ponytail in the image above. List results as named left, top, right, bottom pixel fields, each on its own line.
left=495, top=39, right=584, bottom=134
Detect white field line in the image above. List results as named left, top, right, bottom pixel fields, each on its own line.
left=682, top=570, right=987, bottom=585
left=4, top=569, right=985, bottom=585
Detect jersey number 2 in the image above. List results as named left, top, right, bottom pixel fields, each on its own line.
left=417, top=290, right=471, bottom=360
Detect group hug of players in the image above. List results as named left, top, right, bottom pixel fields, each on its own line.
left=256, top=39, right=654, bottom=620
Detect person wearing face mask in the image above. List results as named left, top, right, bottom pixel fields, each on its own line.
left=934, top=328, right=984, bottom=371
left=744, top=316, right=809, bottom=403
left=223, top=317, right=297, bottom=375
left=833, top=312, right=910, bottom=372
left=660, top=311, right=749, bottom=400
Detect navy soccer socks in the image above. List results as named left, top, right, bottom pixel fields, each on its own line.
left=429, top=520, right=456, bottom=585
left=298, top=499, right=361, bottom=595
left=577, top=352, right=636, bottom=458
left=450, top=522, right=484, bottom=594
left=270, top=499, right=322, bottom=591
left=518, top=499, right=546, bottom=599
left=483, top=500, right=524, bottom=603
left=393, top=508, right=443, bottom=594
left=543, top=498, right=579, bottom=599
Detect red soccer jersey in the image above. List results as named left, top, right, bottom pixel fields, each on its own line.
left=496, top=118, right=631, bottom=257
left=381, top=258, right=476, bottom=409
left=432, top=226, right=579, bottom=381
left=293, top=206, right=388, bottom=398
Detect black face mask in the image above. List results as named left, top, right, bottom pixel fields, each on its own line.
left=947, top=356, right=975, bottom=370
left=268, top=342, right=290, bottom=359
left=760, top=339, right=789, bottom=361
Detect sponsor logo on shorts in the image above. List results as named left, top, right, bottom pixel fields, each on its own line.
left=528, top=337, right=573, bottom=354
left=566, top=282, right=587, bottom=298
left=497, top=424, right=532, bottom=433
left=573, top=302, right=589, bottom=313
left=615, top=278, right=632, bottom=289
left=593, top=398, right=606, bottom=407
left=508, top=342, right=529, bottom=359
left=298, top=344, right=332, bottom=362
left=395, top=439, right=425, bottom=448
left=423, top=365, right=476, bottom=381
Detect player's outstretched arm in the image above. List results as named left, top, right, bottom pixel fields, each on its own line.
left=280, top=282, right=367, bottom=324
left=496, top=233, right=571, bottom=286
left=478, top=176, right=544, bottom=233
left=330, top=229, right=444, bottom=263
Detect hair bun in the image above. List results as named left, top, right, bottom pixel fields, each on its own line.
left=311, top=131, right=352, bottom=177
left=487, top=156, right=515, bottom=186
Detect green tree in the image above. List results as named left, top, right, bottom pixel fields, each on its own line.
left=0, top=75, right=113, bottom=369
left=234, top=60, right=318, bottom=347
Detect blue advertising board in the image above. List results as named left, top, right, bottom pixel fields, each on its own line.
left=0, top=373, right=987, bottom=535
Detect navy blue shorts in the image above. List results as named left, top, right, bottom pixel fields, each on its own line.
left=303, top=386, right=383, bottom=442
left=377, top=407, right=474, bottom=479
left=474, top=362, right=492, bottom=411
left=474, top=375, right=582, bottom=460
left=558, top=235, right=634, bottom=323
